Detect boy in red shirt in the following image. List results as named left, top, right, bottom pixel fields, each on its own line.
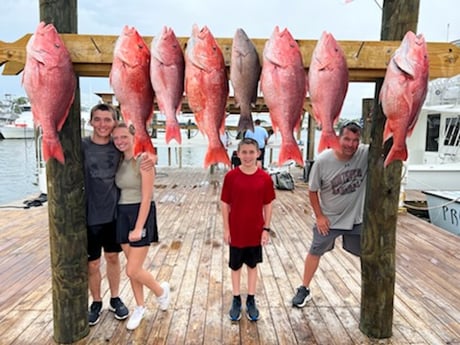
left=221, top=138, right=276, bottom=321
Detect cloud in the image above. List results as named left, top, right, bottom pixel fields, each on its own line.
left=1, top=0, right=459, bottom=116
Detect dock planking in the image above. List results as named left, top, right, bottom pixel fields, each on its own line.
left=0, top=167, right=458, bottom=345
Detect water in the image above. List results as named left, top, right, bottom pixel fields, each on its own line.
left=0, top=136, right=207, bottom=205
left=0, top=125, right=317, bottom=206
left=0, top=138, right=40, bottom=205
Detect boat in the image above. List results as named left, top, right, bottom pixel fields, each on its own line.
left=0, top=94, right=20, bottom=125
left=0, top=104, right=35, bottom=139
left=422, top=190, right=460, bottom=236
left=404, top=74, right=460, bottom=191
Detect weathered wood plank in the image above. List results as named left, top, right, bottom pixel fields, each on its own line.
left=1, top=34, right=460, bottom=80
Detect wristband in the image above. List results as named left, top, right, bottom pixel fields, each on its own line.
left=263, top=227, right=271, bottom=232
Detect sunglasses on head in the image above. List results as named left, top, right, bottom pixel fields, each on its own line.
left=340, top=120, right=363, bottom=130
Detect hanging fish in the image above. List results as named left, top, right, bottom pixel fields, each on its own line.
left=261, top=26, right=307, bottom=166
left=309, top=31, right=349, bottom=153
left=22, top=22, right=76, bottom=164
left=110, top=25, right=155, bottom=156
left=230, top=28, right=261, bottom=132
left=185, top=24, right=230, bottom=168
left=150, top=26, right=185, bottom=144
left=380, top=31, right=429, bottom=167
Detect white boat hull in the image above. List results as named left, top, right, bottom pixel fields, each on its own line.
left=0, top=125, right=35, bottom=139
left=423, top=190, right=460, bottom=236
left=405, top=163, right=460, bottom=191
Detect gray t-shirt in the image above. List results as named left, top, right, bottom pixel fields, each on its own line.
left=309, top=144, right=369, bottom=230
left=82, top=137, right=121, bottom=226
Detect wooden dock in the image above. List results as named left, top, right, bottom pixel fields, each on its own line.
left=0, top=167, right=458, bottom=345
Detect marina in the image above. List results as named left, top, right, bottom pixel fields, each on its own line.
left=1, top=3, right=460, bottom=342
left=0, top=167, right=458, bottom=344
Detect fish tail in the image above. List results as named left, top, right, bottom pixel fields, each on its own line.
left=384, top=146, right=408, bottom=167
left=204, top=145, right=231, bottom=168
left=318, top=132, right=341, bottom=153
left=237, top=106, right=254, bottom=132
left=42, top=137, right=65, bottom=164
left=278, top=142, right=304, bottom=167
left=134, top=136, right=155, bottom=157
left=165, top=121, right=182, bottom=144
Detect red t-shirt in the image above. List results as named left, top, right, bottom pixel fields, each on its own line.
left=221, top=167, right=276, bottom=247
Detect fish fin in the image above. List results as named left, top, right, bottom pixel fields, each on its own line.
left=394, top=54, right=415, bottom=77
left=134, top=136, right=155, bottom=157
left=317, top=132, right=340, bottom=153
left=278, top=142, right=304, bottom=167
left=42, top=137, right=65, bottom=164
left=384, top=146, right=408, bottom=168
left=165, top=120, right=182, bottom=144
left=204, top=145, right=231, bottom=168
left=383, top=122, right=393, bottom=143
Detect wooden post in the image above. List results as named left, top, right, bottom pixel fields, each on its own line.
left=306, top=115, right=316, bottom=162
left=361, top=98, right=373, bottom=144
left=39, top=0, right=89, bottom=343
left=187, top=119, right=192, bottom=139
left=151, top=112, right=157, bottom=138
left=360, top=0, right=420, bottom=338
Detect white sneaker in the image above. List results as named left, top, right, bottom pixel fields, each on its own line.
left=157, top=282, right=170, bottom=311
left=126, top=306, right=145, bottom=330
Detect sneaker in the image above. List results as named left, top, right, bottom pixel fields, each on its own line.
left=246, top=298, right=260, bottom=321
left=126, top=306, right=145, bottom=330
left=229, top=296, right=242, bottom=321
left=292, top=286, right=312, bottom=308
left=109, top=297, right=129, bottom=320
left=88, top=301, right=102, bottom=326
left=157, top=282, right=170, bottom=311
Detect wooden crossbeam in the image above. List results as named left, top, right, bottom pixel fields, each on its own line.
left=1, top=33, right=460, bottom=81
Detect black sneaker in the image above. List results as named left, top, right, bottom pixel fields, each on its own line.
left=229, top=296, right=242, bottom=321
left=246, top=298, right=260, bottom=321
left=88, top=301, right=102, bottom=326
left=109, top=297, right=129, bottom=320
left=292, top=286, right=312, bottom=308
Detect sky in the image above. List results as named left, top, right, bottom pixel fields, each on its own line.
left=1, top=0, right=459, bottom=119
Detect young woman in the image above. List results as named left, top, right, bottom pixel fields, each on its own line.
left=112, top=123, right=170, bottom=330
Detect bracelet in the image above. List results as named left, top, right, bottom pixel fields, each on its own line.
left=263, top=227, right=271, bottom=232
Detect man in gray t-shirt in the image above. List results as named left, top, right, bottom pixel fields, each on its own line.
left=292, top=121, right=368, bottom=308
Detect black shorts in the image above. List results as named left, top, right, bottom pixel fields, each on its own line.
left=116, top=202, right=158, bottom=247
left=229, top=245, right=263, bottom=270
left=258, top=148, right=265, bottom=162
left=87, top=220, right=122, bottom=261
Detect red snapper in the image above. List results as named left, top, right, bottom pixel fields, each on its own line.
left=110, top=25, right=155, bottom=156
left=261, top=26, right=307, bottom=166
left=150, top=26, right=185, bottom=144
left=308, top=31, right=349, bottom=153
left=380, top=31, right=429, bottom=167
left=22, top=22, right=76, bottom=164
left=185, top=25, right=230, bottom=168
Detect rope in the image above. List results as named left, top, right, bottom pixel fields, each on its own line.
left=403, top=196, right=460, bottom=211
